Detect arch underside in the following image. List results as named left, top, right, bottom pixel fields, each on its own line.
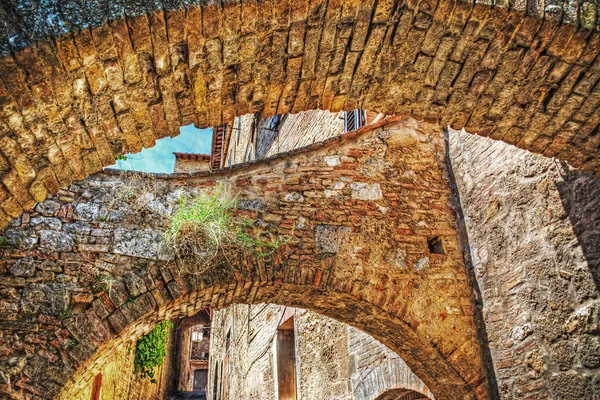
left=374, top=388, right=431, bottom=399
left=0, top=0, right=599, bottom=228
left=60, top=283, right=469, bottom=400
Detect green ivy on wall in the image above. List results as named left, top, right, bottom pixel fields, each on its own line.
left=134, top=320, right=173, bottom=383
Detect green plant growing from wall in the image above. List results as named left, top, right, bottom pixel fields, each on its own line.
left=163, top=191, right=290, bottom=273
left=0, top=233, right=21, bottom=248
left=66, top=338, right=77, bottom=350
left=91, top=274, right=112, bottom=294
left=60, top=308, right=72, bottom=320
left=134, top=320, right=173, bottom=383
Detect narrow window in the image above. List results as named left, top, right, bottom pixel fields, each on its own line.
left=344, top=109, right=365, bottom=132
left=277, top=315, right=297, bottom=400
left=269, top=114, right=282, bottom=131
left=90, top=373, right=102, bottom=400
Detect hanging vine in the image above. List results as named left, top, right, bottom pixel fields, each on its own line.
left=133, top=320, right=173, bottom=383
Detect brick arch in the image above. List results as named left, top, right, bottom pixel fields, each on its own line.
left=374, top=388, right=432, bottom=399
left=60, top=285, right=462, bottom=400
left=0, top=118, right=492, bottom=399
left=1, top=0, right=600, bottom=228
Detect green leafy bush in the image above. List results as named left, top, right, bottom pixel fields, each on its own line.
left=134, top=320, right=173, bottom=383
left=164, top=192, right=290, bottom=273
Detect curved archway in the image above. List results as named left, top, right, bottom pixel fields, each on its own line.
left=374, top=388, right=431, bottom=399
left=0, top=0, right=599, bottom=228
left=0, top=119, right=492, bottom=399
left=60, top=285, right=471, bottom=400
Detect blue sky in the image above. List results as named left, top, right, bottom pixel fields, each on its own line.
left=108, top=125, right=212, bottom=173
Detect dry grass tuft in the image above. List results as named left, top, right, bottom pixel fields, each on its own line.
left=164, top=192, right=290, bottom=273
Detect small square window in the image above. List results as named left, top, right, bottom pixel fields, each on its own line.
left=191, top=329, right=203, bottom=342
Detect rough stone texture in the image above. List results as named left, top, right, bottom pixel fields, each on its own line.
left=255, top=111, right=346, bottom=159
left=1, top=0, right=600, bottom=227
left=348, top=326, right=433, bottom=400
left=449, top=128, right=600, bottom=399
left=1, top=0, right=597, bottom=56
left=207, top=304, right=432, bottom=400
left=207, top=304, right=277, bottom=399
left=224, top=109, right=346, bottom=168
left=0, top=118, right=490, bottom=400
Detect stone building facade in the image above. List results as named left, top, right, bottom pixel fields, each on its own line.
left=173, top=153, right=211, bottom=174
left=204, top=110, right=600, bottom=400
left=1, top=0, right=600, bottom=398
left=2, top=0, right=600, bottom=228
left=220, top=110, right=382, bottom=167
left=0, top=118, right=494, bottom=400
left=174, top=311, right=212, bottom=393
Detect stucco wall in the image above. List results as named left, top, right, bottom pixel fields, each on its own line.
left=449, top=128, right=600, bottom=399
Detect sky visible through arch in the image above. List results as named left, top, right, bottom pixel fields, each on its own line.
left=108, top=125, right=212, bottom=173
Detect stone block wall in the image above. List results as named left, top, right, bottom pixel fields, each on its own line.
left=449, top=128, right=600, bottom=399
left=224, top=114, right=257, bottom=167
left=191, top=334, right=210, bottom=360
left=255, top=110, right=345, bottom=160
left=209, top=304, right=278, bottom=399
left=173, top=154, right=211, bottom=174
left=348, top=327, right=433, bottom=399
left=224, top=110, right=345, bottom=168
left=295, top=307, right=353, bottom=400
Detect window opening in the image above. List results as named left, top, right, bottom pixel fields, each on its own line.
left=428, top=237, right=444, bottom=255
left=277, top=315, right=297, bottom=400
left=269, top=114, right=283, bottom=131
left=90, top=373, right=102, bottom=400
left=344, top=109, right=366, bottom=132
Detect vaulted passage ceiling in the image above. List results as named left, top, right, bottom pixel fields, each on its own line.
left=0, top=0, right=600, bottom=227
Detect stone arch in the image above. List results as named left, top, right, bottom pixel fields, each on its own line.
left=374, top=388, right=431, bottom=399
left=61, top=284, right=469, bottom=400
left=0, top=0, right=600, bottom=228
left=0, top=119, right=493, bottom=399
